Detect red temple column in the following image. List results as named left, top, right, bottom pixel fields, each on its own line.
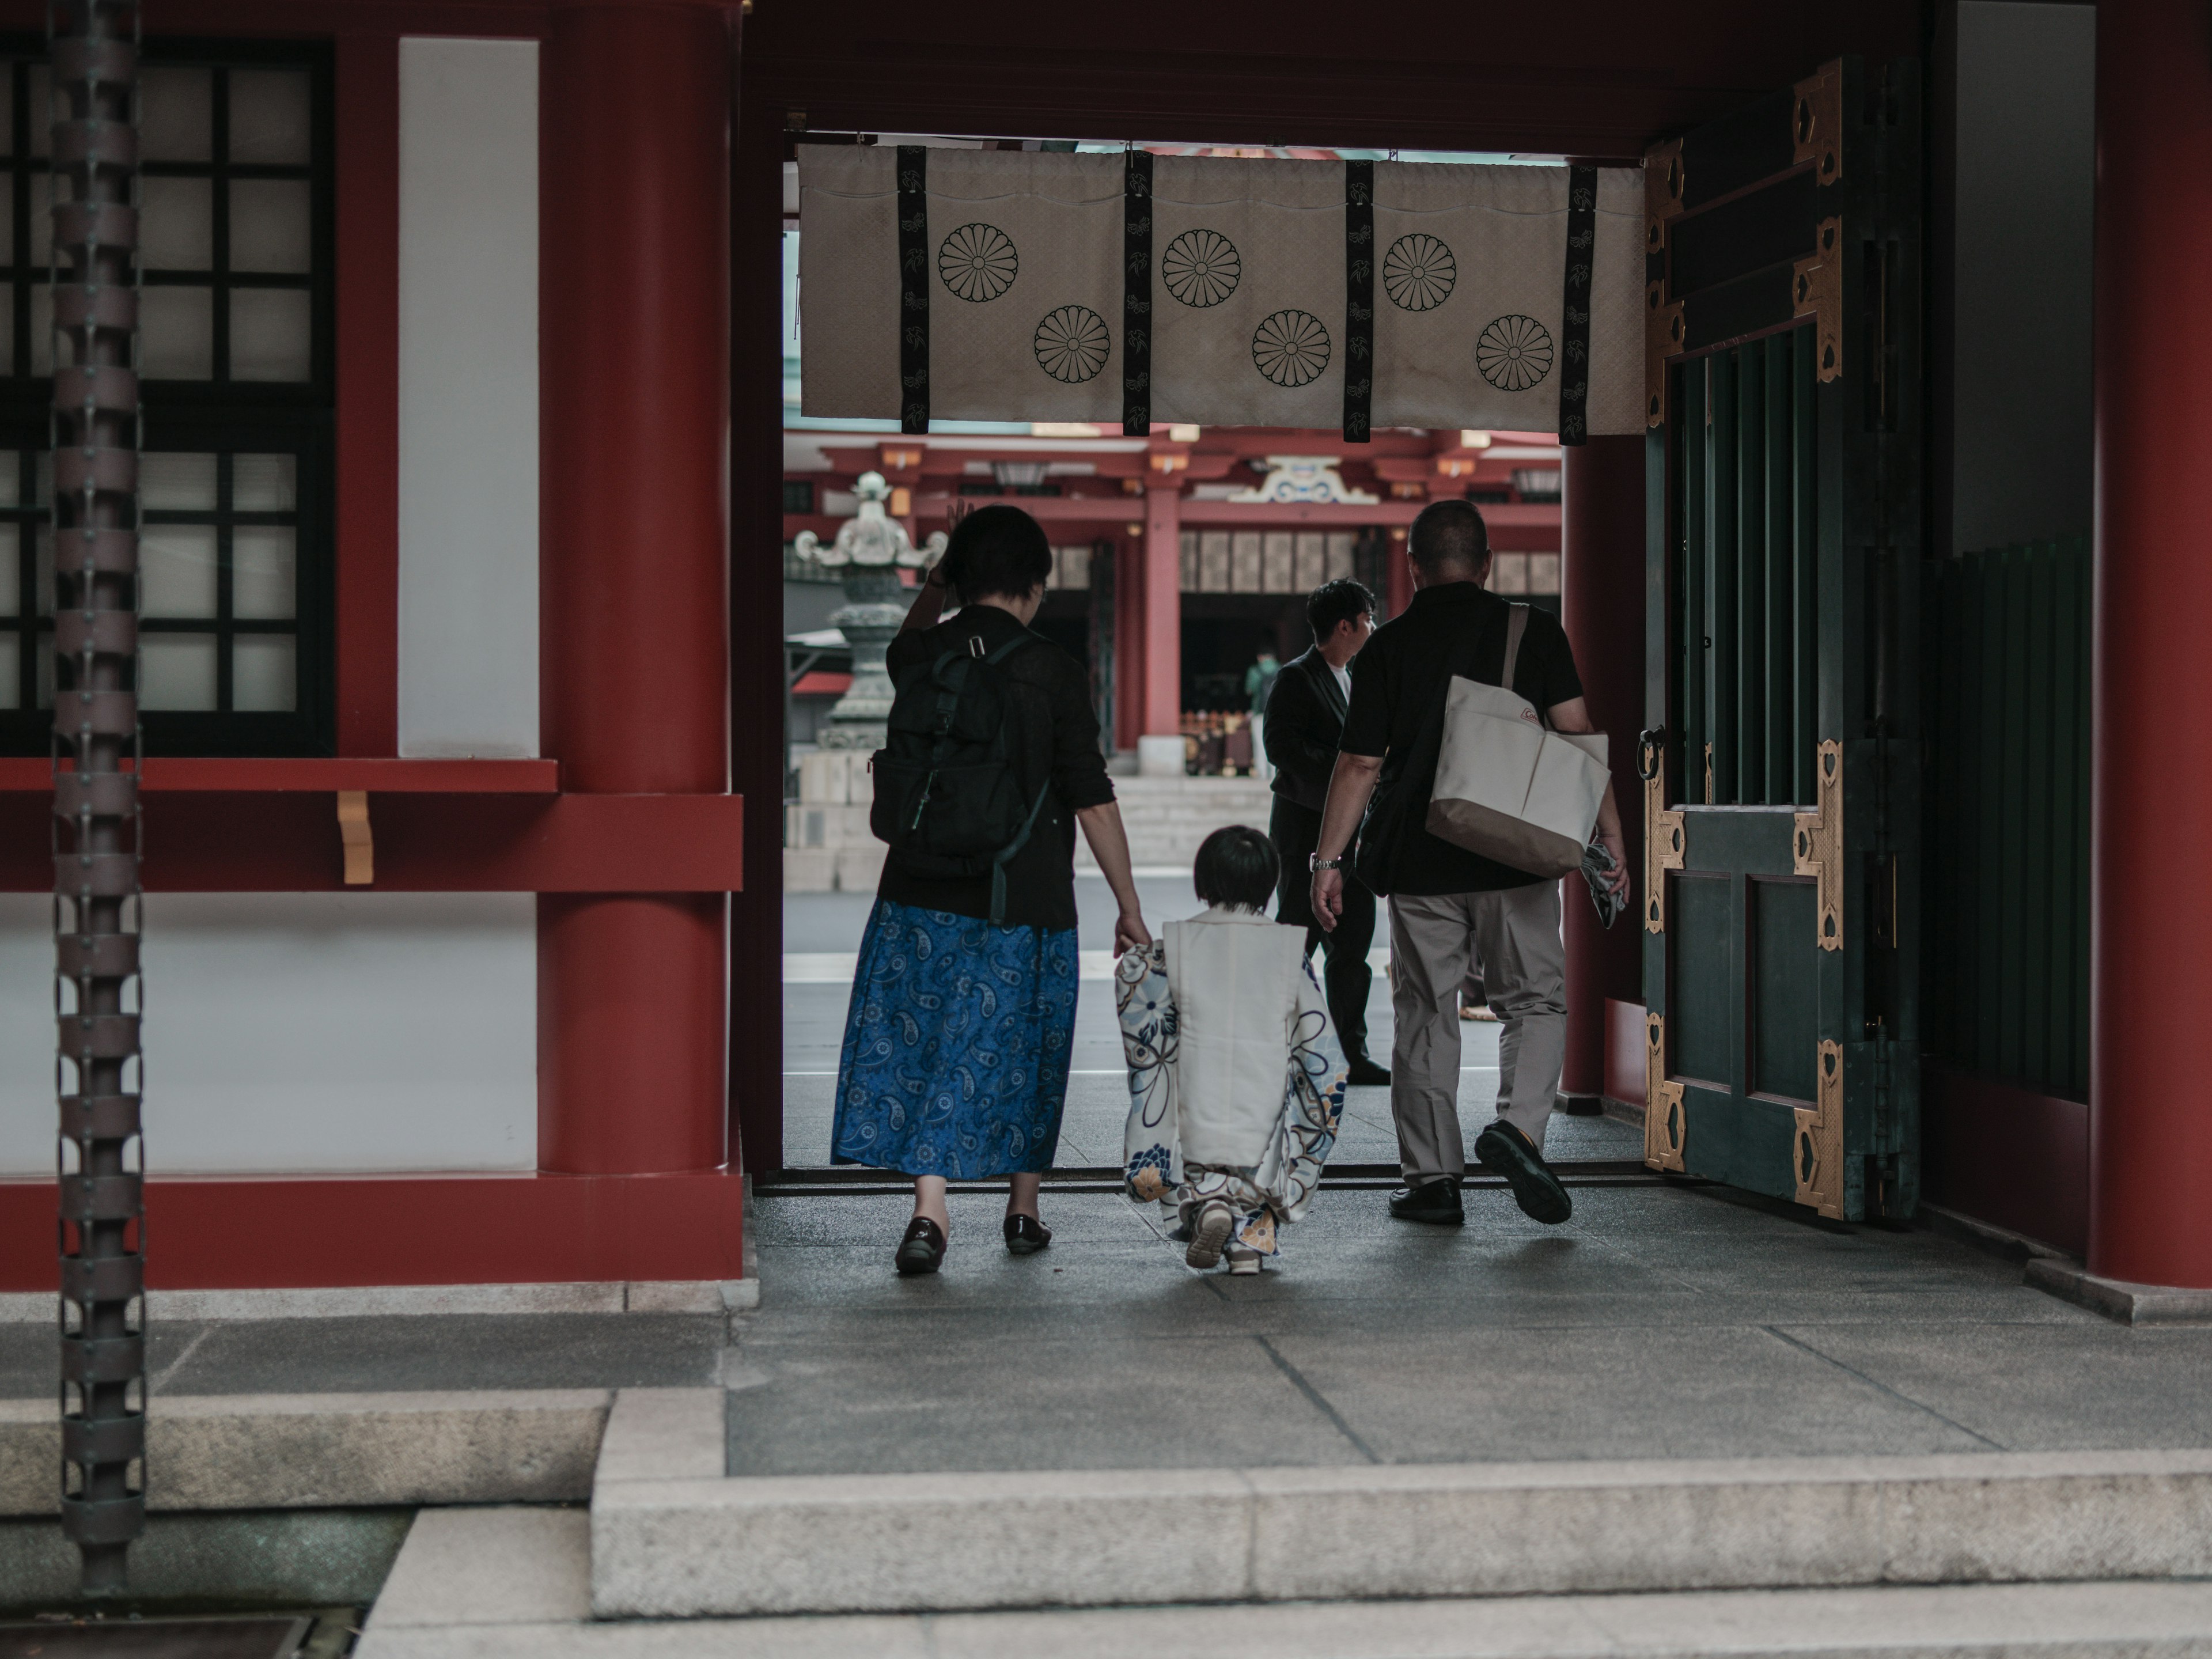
left=2089, top=0, right=2212, bottom=1287
left=1139, top=484, right=1183, bottom=771
left=1559, top=437, right=1645, bottom=1104
left=537, top=3, right=730, bottom=1176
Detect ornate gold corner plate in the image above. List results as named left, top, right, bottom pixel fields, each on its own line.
left=1644, top=754, right=1684, bottom=934
left=1792, top=738, right=1843, bottom=950
left=1793, top=216, right=1843, bottom=384
left=1644, top=1012, right=1686, bottom=1172
left=1793, top=1039, right=1844, bottom=1218
left=1792, top=60, right=1844, bottom=185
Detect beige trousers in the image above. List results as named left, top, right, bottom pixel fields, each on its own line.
left=1387, top=882, right=1566, bottom=1184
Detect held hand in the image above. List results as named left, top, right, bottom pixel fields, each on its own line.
left=1599, top=830, right=1630, bottom=896
left=1310, top=868, right=1344, bottom=933
left=1113, top=908, right=1152, bottom=956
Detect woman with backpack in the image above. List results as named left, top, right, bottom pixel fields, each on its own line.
left=830, top=504, right=1152, bottom=1276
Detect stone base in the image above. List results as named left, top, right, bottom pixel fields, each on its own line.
left=2025, top=1256, right=2212, bottom=1324
left=1137, top=734, right=1187, bottom=778
left=1555, top=1091, right=1605, bottom=1117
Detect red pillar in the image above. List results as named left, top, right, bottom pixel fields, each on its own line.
left=1142, top=485, right=1182, bottom=736
left=2089, top=0, right=2212, bottom=1287
left=538, top=3, right=730, bottom=1176
left=1115, top=533, right=1143, bottom=751
left=1559, top=437, right=1645, bottom=1103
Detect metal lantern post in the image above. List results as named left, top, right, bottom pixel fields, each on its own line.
left=50, top=0, right=145, bottom=1593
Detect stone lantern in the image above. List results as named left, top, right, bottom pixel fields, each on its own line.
left=793, top=471, right=946, bottom=751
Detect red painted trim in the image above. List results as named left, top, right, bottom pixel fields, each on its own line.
left=0, top=1169, right=744, bottom=1291
left=334, top=29, right=402, bottom=757
left=907, top=493, right=1561, bottom=532
left=790, top=672, right=852, bottom=696
left=1604, top=997, right=1645, bottom=1108
left=0, top=757, right=558, bottom=792
left=0, top=792, right=743, bottom=892
left=1923, top=1065, right=2088, bottom=1259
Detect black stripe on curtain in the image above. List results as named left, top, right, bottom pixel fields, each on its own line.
left=1122, top=149, right=1154, bottom=436
left=1343, top=160, right=1374, bottom=443
left=897, top=145, right=930, bottom=435
left=1557, top=164, right=1597, bottom=445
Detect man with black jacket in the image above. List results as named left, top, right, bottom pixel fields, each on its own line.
left=1264, top=579, right=1391, bottom=1086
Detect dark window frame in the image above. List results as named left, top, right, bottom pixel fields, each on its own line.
left=0, top=35, right=336, bottom=758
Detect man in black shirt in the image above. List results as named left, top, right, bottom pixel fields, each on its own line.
left=1308, top=502, right=1628, bottom=1229
left=1265, top=578, right=1388, bottom=1085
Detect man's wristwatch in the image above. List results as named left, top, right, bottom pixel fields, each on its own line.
left=1310, top=854, right=1346, bottom=872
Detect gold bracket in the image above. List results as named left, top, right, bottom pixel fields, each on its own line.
left=1793, top=1039, right=1844, bottom=1217
left=1792, top=61, right=1843, bottom=186
left=1644, top=1012, right=1685, bottom=1172
left=338, top=790, right=373, bottom=886
left=1793, top=216, right=1842, bottom=383
left=1643, top=137, right=1686, bottom=428
left=1643, top=751, right=1684, bottom=934
left=1791, top=739, right=1843, bottom=950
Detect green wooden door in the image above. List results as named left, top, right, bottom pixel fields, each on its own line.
left=1640, top=58, right=1921, bottom=1221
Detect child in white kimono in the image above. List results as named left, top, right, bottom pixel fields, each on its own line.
left=1116, top=826, right=1347, bottom=1273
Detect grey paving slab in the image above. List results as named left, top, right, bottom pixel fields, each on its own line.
left=1771, top=1321, right=2212, bottom=1451
left=0, top=1313, right=727, bottom=1400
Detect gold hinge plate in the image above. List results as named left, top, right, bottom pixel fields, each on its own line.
left=1791, top=738, right=1843, bottom=950
left=1645, top=1012, right=1686, bottom=1172
left=1792, top=61, right=1844, bottom=186
left=1793, top=215, right=1842, bottom=383
left=1793, top=1039, right=1844, bottom=1218
left=1644, top=751, right=1684, bottom=934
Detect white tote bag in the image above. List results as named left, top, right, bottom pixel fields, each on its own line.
left=1426, top=605, right=1609, bottom=878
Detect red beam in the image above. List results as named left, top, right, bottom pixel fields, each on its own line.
left=0, top=757, right=561, bottom=793
left=0, top=792, right=743, bottom=892
left=0, top=1169, right=746, bottom=1290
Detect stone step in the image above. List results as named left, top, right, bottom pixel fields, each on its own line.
left=586, top=1390, right=2212, bottom=1620
left=362, top=1502, right=2212, bottom=1658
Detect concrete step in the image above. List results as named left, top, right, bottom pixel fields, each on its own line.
left=361, top=1503, right=2212, bottom=1658
left=586, top=1390, right=2212, bottom=1620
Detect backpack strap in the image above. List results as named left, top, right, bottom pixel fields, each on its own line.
left=987, top=781, right=1055, bottom=926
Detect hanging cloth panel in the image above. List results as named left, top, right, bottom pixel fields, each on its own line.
left=798, top=147, right=1644, bottom=434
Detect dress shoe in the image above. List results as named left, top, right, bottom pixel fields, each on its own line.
left=894, top=1215, right=948, bottom=1275
left=1344, top=1057, right=1392, bottom=1087
left=1003, top=1213, right=1052, bottom=1255
left=1474, top=1119, right=1573, bottom=1225
left=1387, top=1179, right=1465, bottom=1225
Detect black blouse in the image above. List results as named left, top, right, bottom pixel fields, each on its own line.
left=874, top=604, right=1116, bottom=932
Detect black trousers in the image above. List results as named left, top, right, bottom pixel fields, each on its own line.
left=1269, top=794, right=1377, bottom=1064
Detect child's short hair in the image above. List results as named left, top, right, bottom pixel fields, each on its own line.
left=1194, top=825, right=1279, bottom=913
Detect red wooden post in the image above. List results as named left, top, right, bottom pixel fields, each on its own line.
left=539, top=3, right=731, bottom=1176
left=1560, top=436, right=1645, bottom=1104
left=1142, top=483, right=1183, bottom=746
left=2089, top=0, right=2212, bottom=1286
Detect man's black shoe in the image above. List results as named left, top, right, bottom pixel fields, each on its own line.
left=1344, top=1058, right=1392, bottom=1088
left=1388, top=1179, right=1464, bottom=1225
left=1474, top=1120, right=1573, bottom=1225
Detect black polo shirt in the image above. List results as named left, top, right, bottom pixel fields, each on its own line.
left=1338, top=581, right=1585, bottom=896
left=875, top=604, right=1115, bottom=932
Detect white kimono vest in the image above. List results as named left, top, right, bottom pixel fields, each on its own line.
left=1162, top=907, right=1312, bottom=1168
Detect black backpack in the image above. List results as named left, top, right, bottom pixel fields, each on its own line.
left=869, top=628, right=1052, bottom=924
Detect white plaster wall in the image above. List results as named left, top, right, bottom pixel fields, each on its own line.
left=0, top=893, right=537, bottom=1175
left=396, top=37, right=540, bottom=759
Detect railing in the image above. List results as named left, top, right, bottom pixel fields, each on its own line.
left=1925, top=535, right=2091, bottom=1102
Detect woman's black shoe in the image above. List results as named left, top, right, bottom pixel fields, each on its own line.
left=1345, top=1058, right=1393, bottom=1087
left=895, top=1216, right=948, bottom=1275
left=1004, top=1213, right=1053, bottom=1254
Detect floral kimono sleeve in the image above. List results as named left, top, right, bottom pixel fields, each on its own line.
left=1266, top=955, right=1348, bottom=1224
left=1115, top=943, right=1183, bottom=1202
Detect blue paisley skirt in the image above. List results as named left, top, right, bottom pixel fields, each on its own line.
left=830, top=899, right=1079, bottom=1179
